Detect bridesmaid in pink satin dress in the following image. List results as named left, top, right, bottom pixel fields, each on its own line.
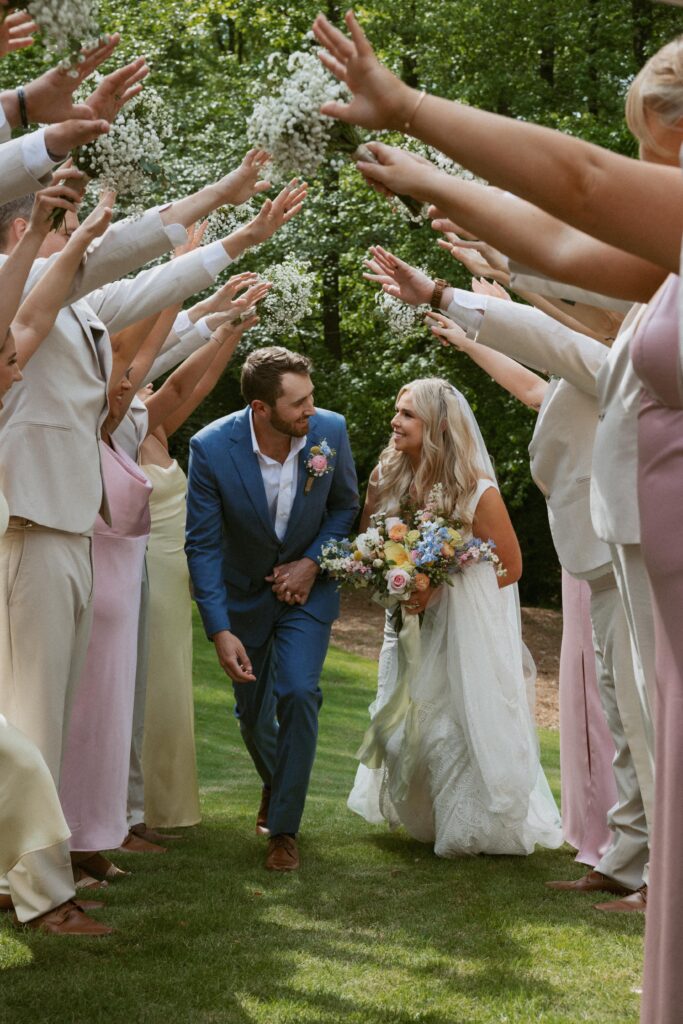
left=631, top=273, right=682, bottom=1024
left=59, top=435, right=152, bottom=865
left=559, top=571, right=616, bottom=867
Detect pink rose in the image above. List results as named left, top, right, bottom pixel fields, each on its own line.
left=386, top=566, right=411, bottom=595
left=310, top=454, right=328, bottom=473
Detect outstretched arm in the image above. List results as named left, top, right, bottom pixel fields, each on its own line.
left=312, top=10, right=682, bottom=272
left=426, top=310, right=548, bottom=411
left=145, top=305, right=263, bottom=436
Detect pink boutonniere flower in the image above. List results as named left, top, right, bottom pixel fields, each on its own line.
left=304, top=438, right=336, bottom=495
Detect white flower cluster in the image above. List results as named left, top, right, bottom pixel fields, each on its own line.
left=19, top=0, right=104, bottom=71
left=257, top=254, right=317, bottom=336
left=375, top=290, right=429, bottom=339
left=75, top=88, right=171, bottom=209
left=203, top=201, right=256, bottom=245
left=247, top=51, right=351, bottom=181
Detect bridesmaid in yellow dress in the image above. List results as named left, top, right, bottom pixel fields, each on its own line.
left=139, top=294, right=268, bottom=828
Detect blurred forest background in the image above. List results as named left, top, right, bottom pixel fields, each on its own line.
left=1, top=0, right=681, bottom=604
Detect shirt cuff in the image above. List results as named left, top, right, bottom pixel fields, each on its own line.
left=445, top=289, right=486, bottom=339
left=173, top=309, right=193, bottom=338
left=196, top=317, right=213, bottom=340
left=200, top=239, right=233, bottom=279
left=21, top=128, right=55, bottom=180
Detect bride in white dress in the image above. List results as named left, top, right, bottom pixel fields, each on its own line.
left=348, top=378, right=563, bottom=857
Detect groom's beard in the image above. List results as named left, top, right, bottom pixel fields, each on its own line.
left=269, top=411, right=311, bottom=438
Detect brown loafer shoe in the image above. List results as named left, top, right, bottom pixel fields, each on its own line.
left=594, top=885, right=647, bottom=913
left=545, top=870, right=633, bottom=895
left=118, top=831, right=167, bottom=854
left=265, top=834, right=299, bottom=872
left=20, top=900, right=113, bottom=936
left=72, top=866, right=109, bottom=891
left=256, top=787, right=271, bottom=836
left=76, top=853, right=129, bottom=881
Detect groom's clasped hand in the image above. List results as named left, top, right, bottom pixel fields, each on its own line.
left=266, top=557, right=319, bottom=606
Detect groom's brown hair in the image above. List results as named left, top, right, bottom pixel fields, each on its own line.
left=241, top=346, right=312, bottom=407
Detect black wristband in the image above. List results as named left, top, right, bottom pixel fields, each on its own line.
left=17, top=86, right=28, bottom=129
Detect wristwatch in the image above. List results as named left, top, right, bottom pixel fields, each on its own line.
left=430, top=278, right=448, bottom=310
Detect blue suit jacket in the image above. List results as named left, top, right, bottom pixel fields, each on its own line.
left=185, top=406, right=359, bottom=647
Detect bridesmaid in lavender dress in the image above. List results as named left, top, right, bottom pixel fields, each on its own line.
left=60, top=370, right=152, bottom=880
left=632, top=273, right=683, bottom=1024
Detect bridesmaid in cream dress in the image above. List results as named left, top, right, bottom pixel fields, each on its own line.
left=138, top=300, right=267, bottom=828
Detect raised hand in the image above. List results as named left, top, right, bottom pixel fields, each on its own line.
left=190, top=272, right=260, bottom=323
left=173, top=220, right=209, bottom=259
left=312, top=10, right=414, bottom=131
left=218, top=149, right=272, bottom=207
left=471, top=277, right=511, bottom=301
left=424, top=309, right=473, bottom=352
left=83, top=57, right=149, bottom=122
left=69, top=191, right=115, bottom=247
left=245, top=180, right=308, bottom=245
left=19, top=33, right=121, bottom=126
left=436, top=234, right=510, bottom=284
left=44, top=117, right=110, bottom=161
left=363, top=245, right=434, bottom=306
left=355, top=141, right=441, bottom=204
left=26, top=167, right=86, bottom=238
left=0, top=10, right=37, bottom=57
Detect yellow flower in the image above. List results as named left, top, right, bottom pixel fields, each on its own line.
left=405, top=530, right=420, bottom=545
left=448, top=528, right=462, bottom=545
left=384, top=541, right=413, bottom=568
left=310, top=445, right=322, bottom=455
left=353, top=550, right=365, bottom=561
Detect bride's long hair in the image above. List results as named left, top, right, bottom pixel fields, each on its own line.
left=375, top=378, right=483, bottom=524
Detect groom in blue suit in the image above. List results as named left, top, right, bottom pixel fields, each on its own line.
left=186, top=346, right=359, bottom=871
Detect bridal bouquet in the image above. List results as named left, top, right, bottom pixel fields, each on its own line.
left=320, top=485, right=505, bottom=601
left=247, top=50, right=423, bottom=220
left=6, top=0, right=106, bottom=72
left=51, top=86, right=171, bottom=227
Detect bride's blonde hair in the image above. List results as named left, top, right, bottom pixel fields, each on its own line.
left=375, top=378, right=483, bottom=524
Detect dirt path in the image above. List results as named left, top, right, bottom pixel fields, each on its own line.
left=330, top=590, right=561, bottom=730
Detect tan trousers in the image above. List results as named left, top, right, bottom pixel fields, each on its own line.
left=590, top=583, right=649, bottom=890
left=0, top=526, right=94, bottom=783
left=5, top=845, right=75, bottom=923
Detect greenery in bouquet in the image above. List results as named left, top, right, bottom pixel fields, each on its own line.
left=247, top=49, right=423, bottom=221
left=6, top=0, right=106, bottom=72
left=51, top=85, right=171, bottom=228
left=320, top=485, right=506, bottom=602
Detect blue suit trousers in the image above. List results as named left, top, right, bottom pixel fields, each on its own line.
left=232, top=604, right=331, bottom=835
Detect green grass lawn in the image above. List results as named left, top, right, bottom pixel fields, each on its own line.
left=0, top=613, right=644, bottom=1024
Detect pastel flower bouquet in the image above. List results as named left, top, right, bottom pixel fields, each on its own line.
left=320, top=485, right=505, bottom=606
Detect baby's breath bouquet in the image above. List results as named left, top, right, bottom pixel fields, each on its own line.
left=5, top=0, right=106, bottom=72
left=51, top=87, right=171, bottom=228
left=254, top=254, right=317, bottom=337
left=247, top=51, right=423, bottom=221
left=375, top=290, right=429, bottom=339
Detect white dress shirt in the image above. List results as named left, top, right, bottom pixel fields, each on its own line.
left=249, top=410, right=307, bottom=540
left=0, top=105, right=57, bottom=178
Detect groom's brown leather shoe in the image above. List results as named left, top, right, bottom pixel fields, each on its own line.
left=545, top=870, right=633, bottom=895
left=594, top=885, right=647, bottom=913
left=256, top=787, right=271, bottom=836
left=265, top=835, right=299, bottom=872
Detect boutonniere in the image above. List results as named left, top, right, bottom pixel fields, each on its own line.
left=304, top=438, right=336, bottom=495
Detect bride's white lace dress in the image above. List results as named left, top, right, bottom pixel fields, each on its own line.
left=348, top=479, right=563, bottom=857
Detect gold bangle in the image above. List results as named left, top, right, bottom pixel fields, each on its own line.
left=403, top=89, right=427, bottom=131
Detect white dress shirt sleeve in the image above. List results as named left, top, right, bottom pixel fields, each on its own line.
left=200, top=239, right=234, bottom=277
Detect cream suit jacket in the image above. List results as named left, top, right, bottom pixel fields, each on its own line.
left=477, top=298, right=611, bottom=577
left=500, top=269, right=647, bottom=545
left=0, top=134, right=52, bottom=204
left=0, top=215, right=217, bottom=532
